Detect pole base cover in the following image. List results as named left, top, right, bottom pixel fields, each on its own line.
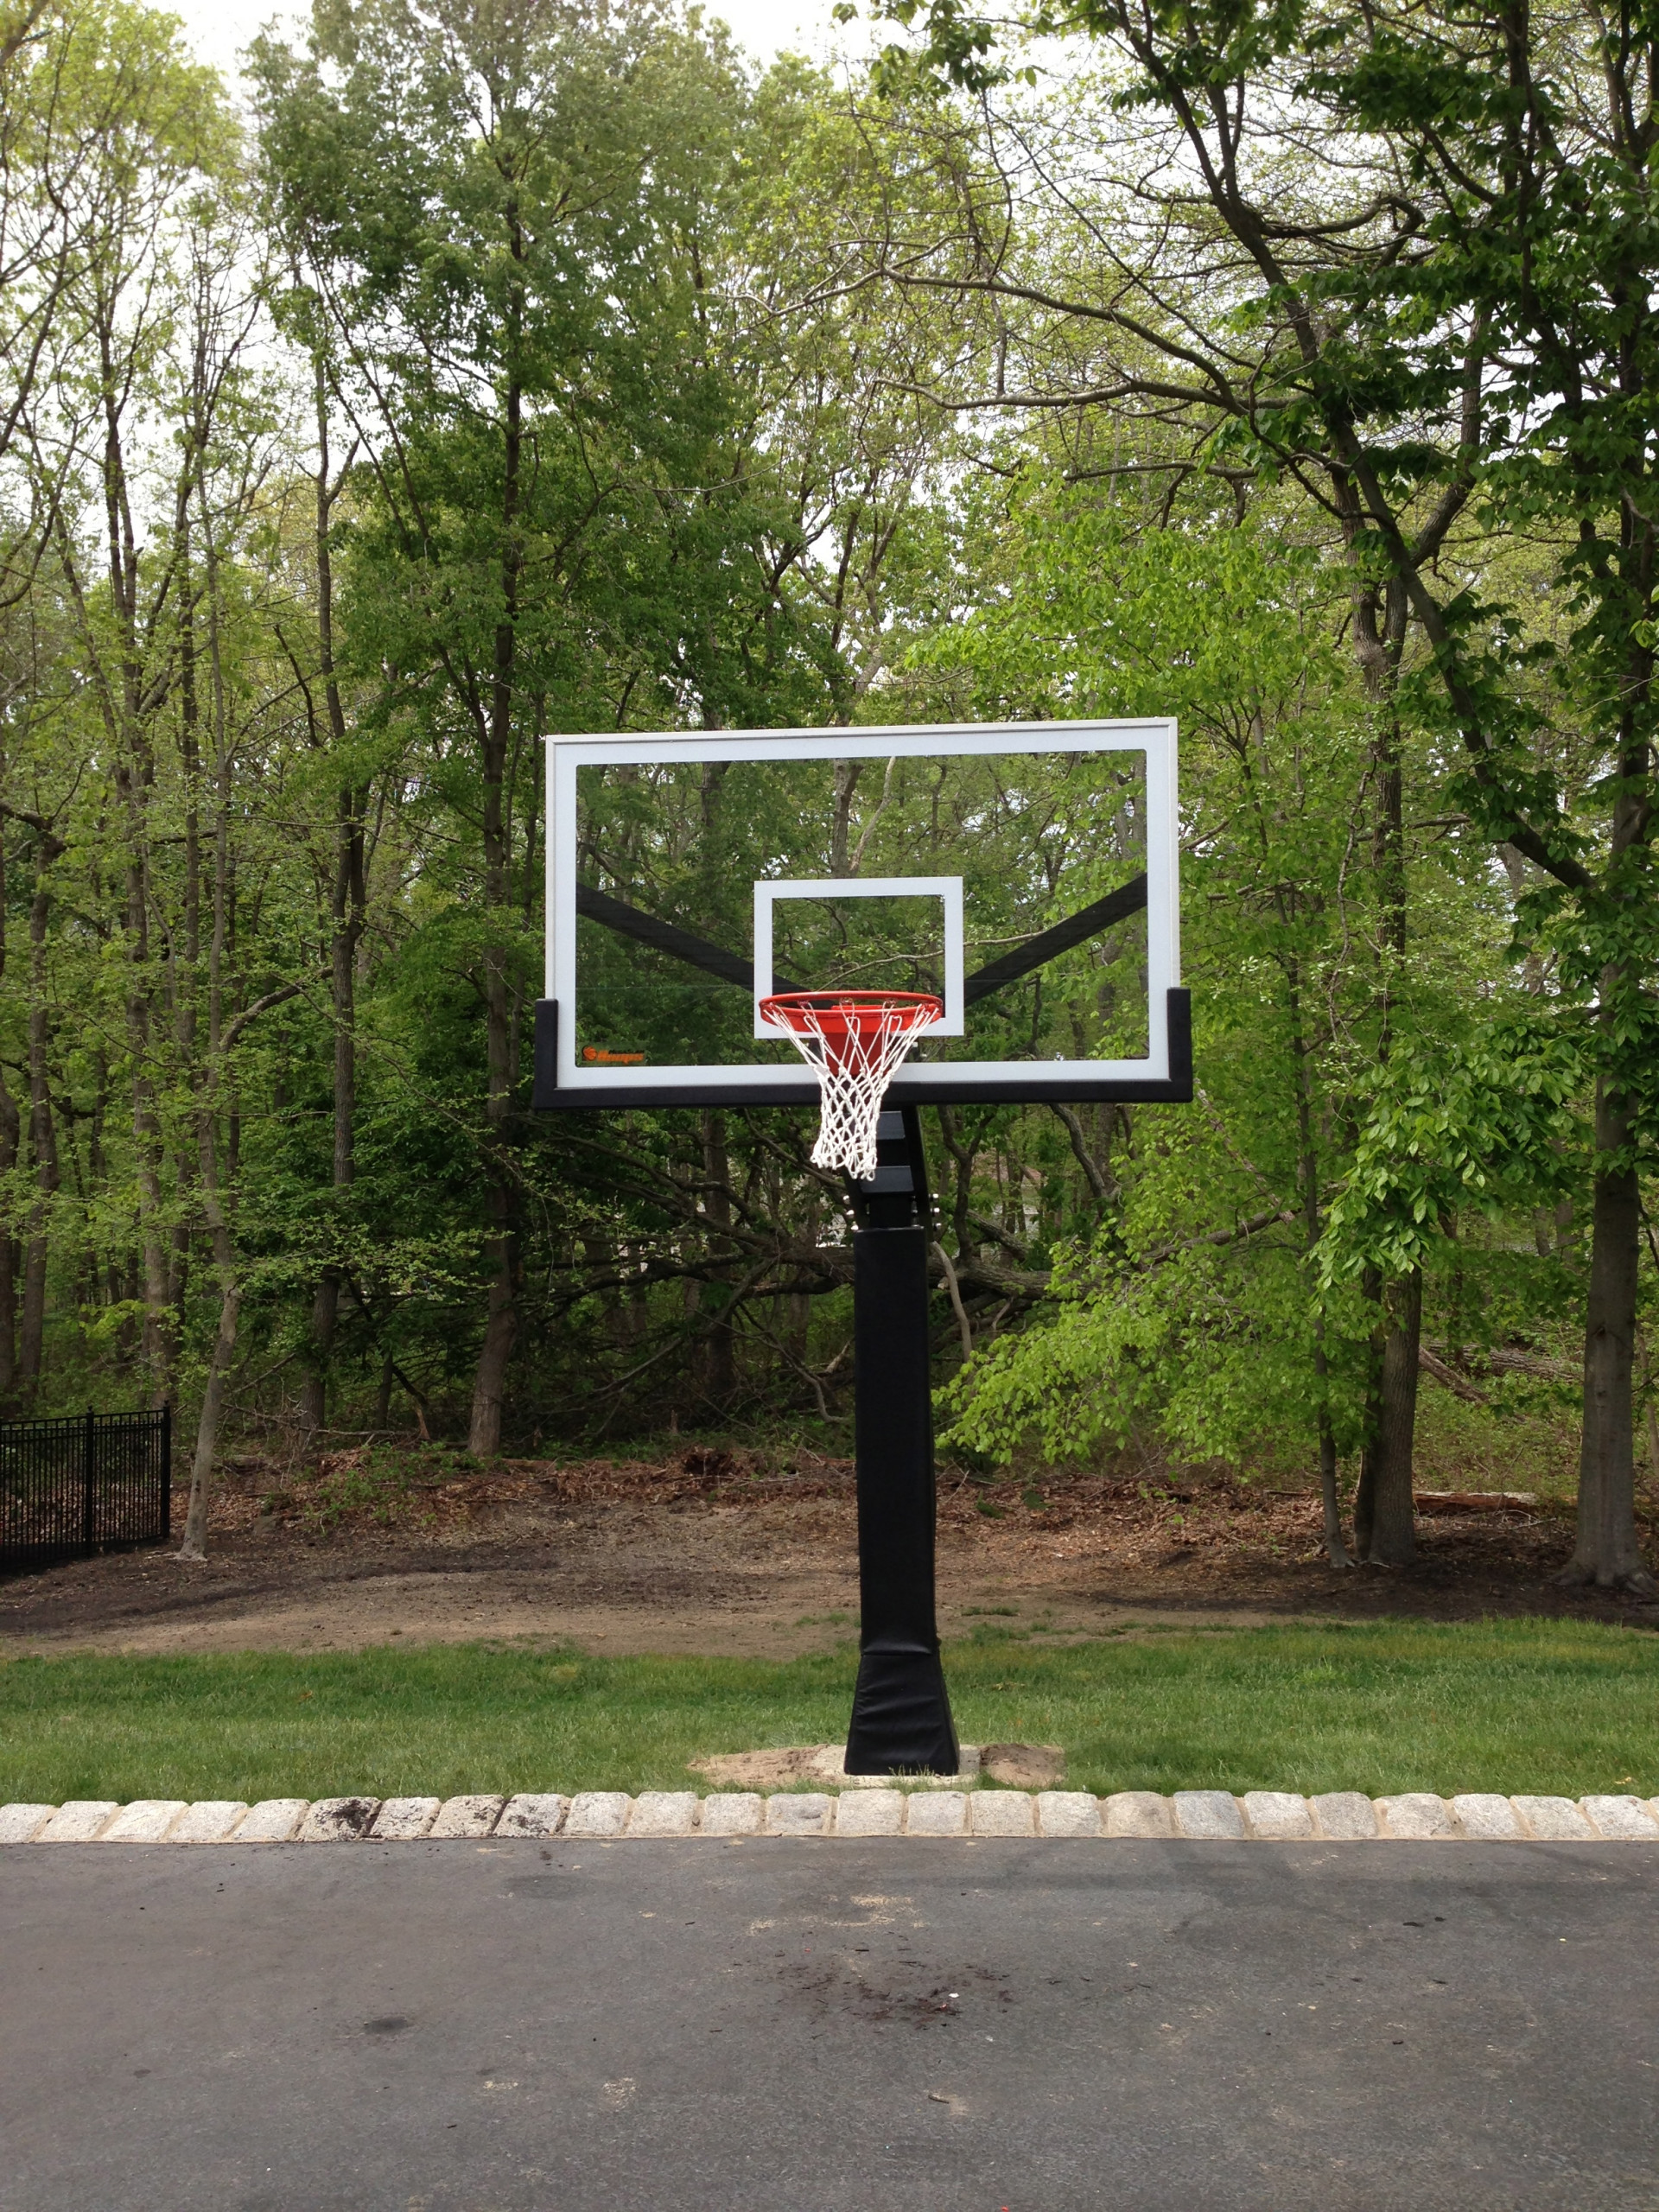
left=844, top=1643, right=961, bottom=1775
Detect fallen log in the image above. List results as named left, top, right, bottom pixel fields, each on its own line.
left=1417, top=1345, right=1486, bottom=1403
left=1414, top=1490, right=1536, bottom=1515
left=1418, top=1344, right=1578, bottom=1402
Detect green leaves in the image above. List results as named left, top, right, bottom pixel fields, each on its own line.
left=871, top=0, right=1010, bottom=94
left=1319, top=1021, right=1586, bottom=1285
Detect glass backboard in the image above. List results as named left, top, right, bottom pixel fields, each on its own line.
left=534, top=719, right=1186, bottom=1108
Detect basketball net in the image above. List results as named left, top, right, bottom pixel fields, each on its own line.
left=759, top=991, right=943, bottom=1181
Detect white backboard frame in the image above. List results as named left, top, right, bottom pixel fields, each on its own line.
left=541, top=717, right=1182, bottom=1107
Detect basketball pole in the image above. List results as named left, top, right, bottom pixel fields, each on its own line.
left=843, top=1103, right=962, bottom=1777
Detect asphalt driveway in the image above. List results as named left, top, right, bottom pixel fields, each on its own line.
left=3, top=1838, right=1655, bottom=2211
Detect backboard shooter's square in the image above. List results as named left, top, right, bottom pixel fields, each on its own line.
left=752, top=877, right=964, bottom=1039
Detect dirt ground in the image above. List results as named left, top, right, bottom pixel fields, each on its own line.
left=3, top=1445, right=1656, bottom=1659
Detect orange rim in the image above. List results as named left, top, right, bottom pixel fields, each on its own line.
left=759, top=989, right=942, bottom=1041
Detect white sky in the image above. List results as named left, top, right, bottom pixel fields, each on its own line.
left=168, top=0, right=847, bottom=85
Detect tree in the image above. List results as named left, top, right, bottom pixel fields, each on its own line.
left=254, top=0, right=833, bottom=1451
left=25, top=0, right=233, bottom=1385
left=863, top=0, right=1659, bottom=1587
left=913, top=479, right=1504, bottom=1552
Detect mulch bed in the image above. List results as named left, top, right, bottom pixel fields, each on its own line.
left=4, top=1443, right=1656, bottom=1636
left=189, top=1444, right=1656, bottom=1619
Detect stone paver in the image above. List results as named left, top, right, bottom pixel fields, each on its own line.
left=1580, top=1795, right=1659, bottom=1841
left=1036, top=1792, right=1101, bottom=1838
left=1513, top=1796, right=1595, bottom=1841
left=238, top=1800, right=310, bottom=1843
left=100, top=1801, right=188, bottom=1843
left=1102, top=1791, right=1172, bottom=1838
left=299, top=1797, right=379, bottom=1843
left=0, top=1804, right=58, bottom=1843
left=565, top=1793, right=632, bottom=1840
left=497, top=1794, right=568, bottom=1839
left=969, top=1790, right=1035, bottom=1839
left=699, top=1793, right=763, bottom=1837
left=1377, top=1794, right=1459, bottom=1840
left=628, top=1792, right=698, bottom=1838
left=1174, top=1791, right=1246, bottom=1840
left=429, top=1795, right=505, bottom=1840
left=1311, top=1792, right=1379, bottom=1840
left=171, top=1802, right=249, bottom=1845
left=1242, top=1791, right=1313, bottom=1840
left=35, top=1802, right=118, bottom=1843
left=831, top=1790, right=903, bottom=1837
left=765, top=1793, right=830, bottom=1836
left=1452, top=1794, right=1526, bottom=1840
left=371, top=1797, right=441, bottom=1841
left=14, top=1783, right=1659, bottom=1849
left=905, top=1790, right=969, bottom=1837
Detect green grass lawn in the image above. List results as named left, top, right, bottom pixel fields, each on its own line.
left=2, top=1618, right=1655, bottom=1806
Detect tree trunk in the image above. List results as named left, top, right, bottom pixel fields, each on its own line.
left=1315, top=1376, right=1346, bottom=1567
left=1287, top=950, right=1350, bottom=1567
left=1556, top=653, right=1656, bottom=1591
left=300, top=880, right=359, bottom=1432
left=936, top=1103, right=977, bottom=1268
left=1352, top=1273, right=1382, bottom=1559
left=134, top=1082, right=174, bottom=1404
left=175, top=428, right=255, bottom=1560
left=700, top=1109, right=736, bottom=1405
left=830, top=759, right=861, bottom=874
left=299, top=362, right=364, bottom=1437
left=0, top=1070, right=18, bottom=1408
left=20, top=857, right=60, bottom=1396
left=299, top=1276, right=336, bottom=1433
left=1358, top=1270, right=1420, bottom=1565
left=466, top=287, right=524, bottom=1455
left=178, top=1273, right=238, bottom=1560
left=1558, top=1077, right=1656, bottom=1591
left=0, top=796, right=17, bottom=1405
left=469, top=1208, right=517, bottom=1455
left=18, top=1226, right=45, bottom=1394
left=1349, top=585, right=1423, bottom=1538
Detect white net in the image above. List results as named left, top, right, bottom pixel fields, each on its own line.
left=760, top=994, right=940, bottom=1180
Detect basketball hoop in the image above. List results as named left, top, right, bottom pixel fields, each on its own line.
left=760, top=990, right=943, bottom=1181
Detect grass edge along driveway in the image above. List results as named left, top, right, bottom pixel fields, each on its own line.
left=1, top=1617, right=1654, bottom=1808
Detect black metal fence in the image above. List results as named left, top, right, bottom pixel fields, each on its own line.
left=0, top=1407, right=171, bottom=1568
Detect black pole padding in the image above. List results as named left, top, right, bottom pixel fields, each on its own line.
left=844, top=1111, right=960, bottom=1777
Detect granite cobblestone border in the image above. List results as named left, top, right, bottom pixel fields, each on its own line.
left=3, top=1789, right=1657, bottom=1845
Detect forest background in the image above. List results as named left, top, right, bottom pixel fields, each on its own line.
left=0, top=0, right=1654, bottom=1588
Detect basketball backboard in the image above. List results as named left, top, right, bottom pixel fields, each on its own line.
left=533, top=718, right=1186, bottom=1109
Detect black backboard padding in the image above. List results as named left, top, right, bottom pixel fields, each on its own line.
left=534, top=993, right=559, bottom=1103
left=531, top=988, right=1192, bottom=1109
left=1166, top=982, right=1193, bottom=1095
left=960, top=871, right=1148, bottom=1004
